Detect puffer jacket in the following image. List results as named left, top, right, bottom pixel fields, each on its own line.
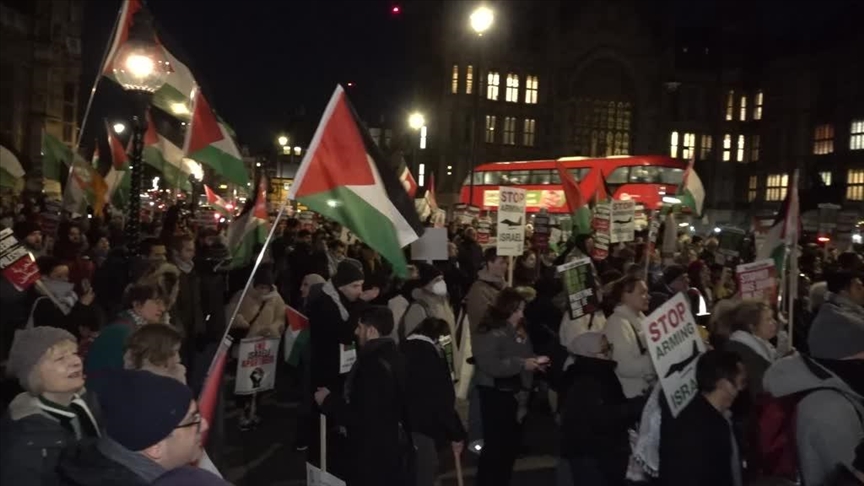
left=472, top=322, right=533, bottom=391
left=225, top=285, right=287, bottom=338
left=465, top=268, right=506, bottom=336
left=808, top=292, right=864, bottom=360
left=604, top=304, right=655, bottom=399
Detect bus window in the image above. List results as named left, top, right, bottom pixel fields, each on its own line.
left=606, top=166, right=630, bottom=184
left=627, top=166, right=685, bottom=185
left=569, top=168, right=589, bottom=180
left=482, top=171, right=503, bottom=185
left=502, top=170, right=530, bottom=185
left=528, top=170, right=553, bottom=185
left=658, top=167, right=685, bottom=185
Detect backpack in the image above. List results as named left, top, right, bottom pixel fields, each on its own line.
left=397, top=299, right=431, bottom=343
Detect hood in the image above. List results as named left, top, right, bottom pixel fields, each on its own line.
left=763, top=354, right=863, bottom=400
left=7, top=392, right=46, bottom=422
left=476, top=268, right=506, bottom=289
left=322, top=280, right=349, bottom=321
left=824, top=292, right=864, bottom=318
left=57, top=440, right=145, bottom=486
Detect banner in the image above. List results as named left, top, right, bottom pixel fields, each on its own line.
left=482, top=188, right=566, bottom=211
left=640, top=293, right=707, bottom=418
left=611, top=200, right=636, bottom=243
left=557, top=257, right=598, bottom=320
left=736, top=259, right=778, bottom=302
left=0, top=228, right=40, bottom=291
left=234, top=336, right=280, bottom=395
left=496, top=187, right=526, bottom=256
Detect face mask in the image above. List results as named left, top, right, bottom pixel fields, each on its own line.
left=431, top=280, right=448, bottom=297
left=44, top=278, right=76, bottom=299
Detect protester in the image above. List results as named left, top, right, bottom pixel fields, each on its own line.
left=150, top=466, right=232, bottom=486
left=604, top=276, right=656, bottom=399
left=465, top=247, right=508, bottom=336
left=457, top=227, right=484, bottom=285
left=399, top=262, right=456, bottom=340
left=808, top=270, right=864, bottom=359
left=169, top=235, right=205, bottom=372
left=724, top=299, right=780, bottom=396
left=30, top=256, right=98, bottom=337
left=123, top=324, right=187, bottom=383
left=0, top=327, right=99, bottom=486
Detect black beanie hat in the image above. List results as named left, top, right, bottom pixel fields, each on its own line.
left=89, top=369, right=193, bottom=451
left=253, top=264, right=275, bottom=288
left=332, top=258, right=364, bottom=287
left=663, top=265, right=688, bottom=285
left=416, top=262, right=442, bottom=288
left=13, top=220, right=40, bottom=240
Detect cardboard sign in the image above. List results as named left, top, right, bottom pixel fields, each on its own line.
left=234, top=336, right=280, bottom=395
left=410, top=227, right=448, bottom=261
left=0, top=228, right=40, bottom=291
left=532, top=210, right=551, bottom=251
left=640, top=293, right=707, bottom=418
left=592, top=203, right=611, bottom=260
left=496, top=187, right=526, bottom=256
left=736, top=259, right=778, bottom=302
left=557, top=257, right=598, bottom=320
left=611, top=200, right=636, bottom=243
left=647, top=213, right=661, bottom=254
left=339, top=343, right=357, bottom=374
left=476, top=217, right=492, bottom=245
left=452, top=204, right=480, bottom=226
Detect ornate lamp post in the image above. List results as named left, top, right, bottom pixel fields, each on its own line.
left=468, top=6, right=493, bottom=205
left=112, top=7, right=170, bottom=255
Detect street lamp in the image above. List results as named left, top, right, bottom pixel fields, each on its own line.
left=408, top=112, right=425, bottom=131
left=277, top=135, right=289, bottom=147
left=408, top=112, right=425, bottom=182
left=112, top=6, right=170, bottom=255
left=113, top=122, right=126, bottom=135
left=468, top=5, right=493, bottom=205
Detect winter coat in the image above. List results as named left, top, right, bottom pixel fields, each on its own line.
left=808, top=292, right=864, bottom=360
left=472, top=322, right=533, bottom=391
left=225, top=286, right=286, bottom=339
left=464, top=268, right=506, bottom=336
left=725, top=331, right=774, bottom=397
left=170, top=264, right=204, bottom=341
left=604, top=305, right=655, bottom=398
left=401, top=287, right=456, bottom=340
left=84, top=310, right=146, bottom=374
left=57, top=438, right=156, bottom=486
left=457, top=239, right=483, bottom=283
left=763, top=355, right=864, bottom=486
left=321, top=338, right=409, bottom=486
left=435, top=258, right=468, bottom=313
left=31, top=295, right=98, bottom=339
left=402, top=335, right=465, bottom=443
left=0, top=392, right=101, bottom=486
left=309, top=281, right=359, bottom=392
left=659, top=394, right=742, bottom=486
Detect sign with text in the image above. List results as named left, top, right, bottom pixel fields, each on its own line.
left=483, top=189, right=566, bottom=211
left=532, top=210, right=551, bottom=251
left=496, top=187, right=526, bottom=256
left=452, top=203, right=480, bottom=226
left=234, top=336, right=280, bottom=395
left=718, top=227, right=746, bottom=260
left=557, top=257, right=598, bottom=320
left=611, top=200, right=636, bottom=243
left=592, top=203, right=611, bottom=260
left=476, top=216, right=492, bottom=245
left=0, top=228, right=40, bottom=291
left=736, top=259, right=778, bottom=303
left=640, top=293, right=707, bottom=418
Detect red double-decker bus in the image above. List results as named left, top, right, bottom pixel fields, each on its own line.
left=459, top=155, right=686, bottom=213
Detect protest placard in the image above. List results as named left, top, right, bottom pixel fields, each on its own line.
left=611, top=200, right=636, bottom=243
left=0, top=228, right=40, bottom=291
left=496, top=187, right=526, bottom=256
left=592, top=203, right=611, bottom=260
left=736, top=259, right=778, bottom=302
left=557, top=257, right=598, bottom=320
left=234, top=336, right=280, bottom=395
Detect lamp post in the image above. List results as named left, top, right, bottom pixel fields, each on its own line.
left=277, top=135, right=289, bottom=178
left=408, top=112, right=425, bottom=182
left=112, top=7, right=170, bottom=255
left=468, top=6, right=493, bottom=206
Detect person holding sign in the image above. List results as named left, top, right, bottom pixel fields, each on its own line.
left=472, top=288, right=550, bottom=486
left=724, top=300, right=780, bottom=397
left=604, top=276, right=656, bottom=399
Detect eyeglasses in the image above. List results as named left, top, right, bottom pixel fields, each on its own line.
left=175, top=412, right=202, bottom=433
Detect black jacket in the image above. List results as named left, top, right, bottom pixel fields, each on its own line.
left=322, top=338, right=410, bottom=486
left=457, top=239, right=483, bottom=282
left=560, top=357, right=643, bottom=484
left=56, top=440, right=148, bottom=486
left=659, top=394, right=740, bottom=486
left=308, top=283, right=359, bottom=393
left=402, top=336, right=466, bottom=443
left=32, top=298, right=99, bottom=340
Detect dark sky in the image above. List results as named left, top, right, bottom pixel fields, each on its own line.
left=81, top=0, right=411, bottom=152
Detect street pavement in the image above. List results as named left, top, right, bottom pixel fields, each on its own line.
left=217, top=379, right=560, bottom=485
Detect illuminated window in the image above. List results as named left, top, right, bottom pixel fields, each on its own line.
left=418, top=163, right=426, bottom=187
left=700, top=134, right=713, bottom=160
left=725, top=90, right=734, bottom=121
left=419, top=126, right=427, bottom=149
left=466, top=65, right=474, bottom=95
left=765, top=173, right=789, bottom=202
left=670, top=131, right=679, bottom=158
left=736, top=135, right=746, bottom=162
left=485, top=115, right=496, bottom=143
left=503, top=117, right=516, bottom=145
left=754, top=90, right=763, bottom=120
left=451, top=64, right=459, bottom=94
left=850, top=119, right=864, bottom=150
left=682, top=132, right=696, bottom=159
left=722, top=134, right=731, bottom=161
left=572, top=99, right=631, bottom=156
left=525, top=75, right=538, bottom=104
left=505, top=74, right=519, bottom=102
left=523, top=118, right=536, bottom=147
left=739, top=95, right=747, bottom=121
left=751, top=134, right=760, bottom=162
left=486, top=71, right=500, bottom=101
left=820, top=171, right=832, bottom=186
left=813, top=124, right=834, bottom=155
left=847, top=169, right=864, bottom=201
left=748, top=175, right=758, bottom=202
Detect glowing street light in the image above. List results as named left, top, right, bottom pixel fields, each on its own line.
left=113, top=123, right=126, bottom=135
left=277, top=135, right=289, bottom=147
left=408, top=112, right=425, bottom=131
left=470, top=6, right=494, bottom=35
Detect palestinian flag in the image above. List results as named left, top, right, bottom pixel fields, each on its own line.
left=225, top=176, right=269, bottom=269
left=677, top=157, right=706, bottom=217
left=41, top=131, right=71, bottom=182
left=144, top=110, right=192, bottom=192
left=556, top=162, right=592, bottom=235
left=183, top=90, right=248, bottom=187
left=62, top=145, right=108, bottom=216
left=103, top=120, right=130, bottom=208
left=204, top=184, right=232, bottom=217
left=103, top=0, right=197, bottom=120
left=283, top=306, right=309, bottom=367
left=0, top=144, right=25, bottom=191
left=756, top=170, right=799, bottom=273
left=287, top=85, right=424, bottom=277
left=394, top=153, right=418, bottom=198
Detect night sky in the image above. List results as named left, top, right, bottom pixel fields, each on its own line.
left=81, top=0, right=411, bottom=152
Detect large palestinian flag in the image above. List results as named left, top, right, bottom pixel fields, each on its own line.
left=556, top=162, right=592, bottom=235
left=677, top=157, right=706, bottom=217
left=287, top=85, right=424, bottom=277
left=756, top=170, right=799, bottom=273
left=225, top=176, right=269, bottom=269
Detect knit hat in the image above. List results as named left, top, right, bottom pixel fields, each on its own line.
left=416, top=262, right=442, bottom=288
left=88, top=368, right=193, bottom=451
left=13, top=220, right=40, bottom=240
left=253, top=263, right=275, bottom=288
left=332, top=258, right=364, bottom=287
left=6, top=327, right=77, bottom=391
left=662, top=265, right=688, bottom=285
left=152, top=466, right=232, bottom=486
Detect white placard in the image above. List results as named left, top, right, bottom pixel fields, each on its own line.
left=307, top=463, right=347, bottom=486
left=640, top=293, right=706, bottom=418
left=611, top=200, right=636, bottom=243
left=496, top=187, right=526, bottom=256
left=234, top=336, right=280, bottom=395
left=410, top=227, right=448, bottom=261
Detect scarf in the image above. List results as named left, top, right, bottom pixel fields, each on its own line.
left=172, top=255, right=194, bottom=274
left=37, top=394, right=100, bottom=440
left=322, top=280, right=349, bottom=321
left=729, top=330, right=776, bottom=363
left=40, top=278, right=78, bottom=315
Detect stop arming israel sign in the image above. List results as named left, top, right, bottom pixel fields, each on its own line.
left=640, top=293, right=706, bottom=417
left=496, top=187, right=526, bottom=257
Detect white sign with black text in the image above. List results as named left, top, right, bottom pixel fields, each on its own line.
left=611, top=200, right=636, bottom=243
left=496, top=187, right=527, bottom=256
